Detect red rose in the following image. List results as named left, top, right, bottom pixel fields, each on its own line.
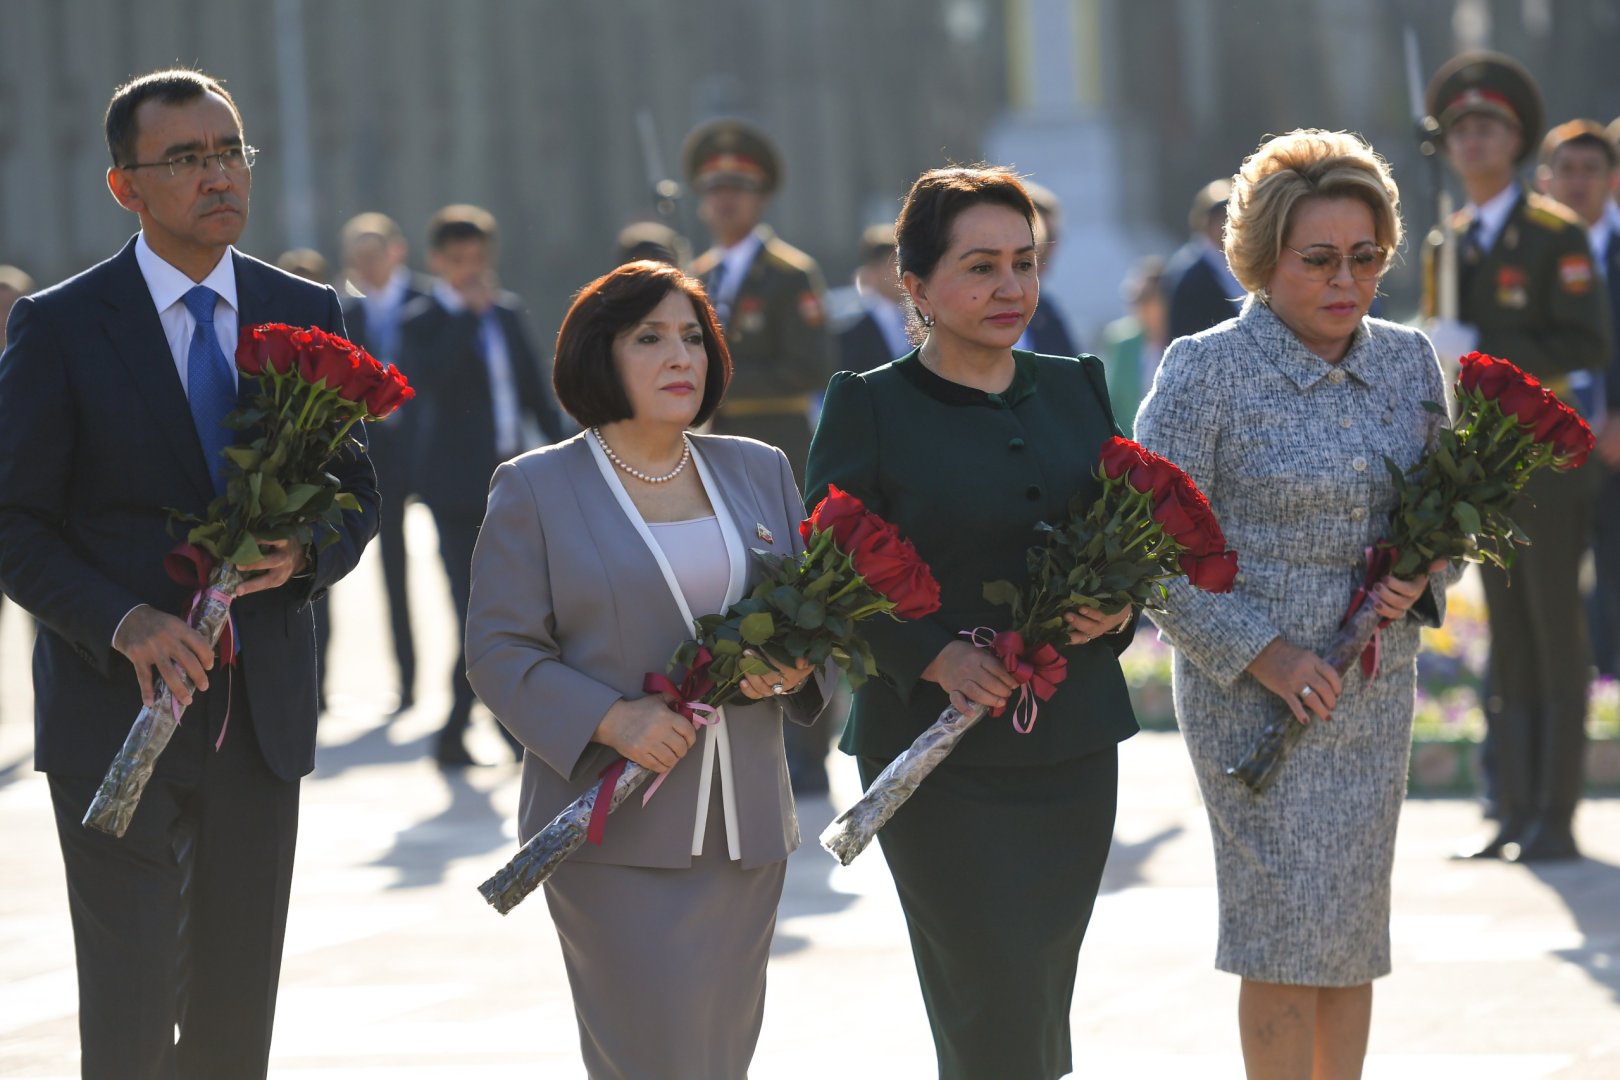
left=1156, top=476, right=1227, bottom=557
left=1099, top=437, right=1146, bottom=480
left=237, top=323, right=301, bottom=377
left=1497, top=379, right=1553, bottom=431
left=1152, top=486, right=1198, bottom=545
left=363, top=365, right=415, bottom=418
left=806, top=485, right=875, bottom=550
left=1180, top=550, right=1238, bottom=593
left=1544, top=406, right=1594, bottom=467
left=852, top=525, right=942, bottom=618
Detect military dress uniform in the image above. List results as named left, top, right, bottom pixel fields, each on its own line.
left=691, top=226, right=834, bottom=483
left=683, top=118, right=835, bottom=488
left=1424, top=53, right=1613, bottom=859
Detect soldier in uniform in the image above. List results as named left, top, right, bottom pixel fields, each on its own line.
left=685, top=118, right=838, bottom=792
left=1423, top=53, right=1612, bottom=861
left=684, top=118, right=834, bottom=488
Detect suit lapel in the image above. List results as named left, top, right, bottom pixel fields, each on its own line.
left=98, top=239, right=216, bottom=502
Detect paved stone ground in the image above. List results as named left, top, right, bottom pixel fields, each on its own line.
left=2, top=508, right=1617, bottom=1078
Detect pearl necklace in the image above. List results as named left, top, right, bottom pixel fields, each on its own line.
left=593, top=427, right=692, bottom=484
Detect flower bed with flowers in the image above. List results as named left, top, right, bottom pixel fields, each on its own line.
left=1122, top=574, right=1620, bottom=795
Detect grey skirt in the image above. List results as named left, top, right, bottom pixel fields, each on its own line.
left=1178, top=659, right=1416, bottom=987
left=543, top=780, right=788, bottom=1079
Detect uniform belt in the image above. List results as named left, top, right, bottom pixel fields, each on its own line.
left=719, top=395, right=813, bottom=418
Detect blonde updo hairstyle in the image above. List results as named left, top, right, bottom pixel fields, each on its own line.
left=1224, top=129, right=1403, bottom=299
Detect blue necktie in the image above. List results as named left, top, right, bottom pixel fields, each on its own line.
left=183, top=285, right=236, bottom=496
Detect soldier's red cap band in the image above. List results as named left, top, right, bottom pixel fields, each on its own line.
left=1444, top=88, right=1520, bottom=125
left=697, top=153, right=767, bottom=182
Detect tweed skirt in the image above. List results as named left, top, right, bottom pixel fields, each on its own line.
left=543, top=782, right=787, bottom=1079
left=860, top=746, right=1118, bottom=1080
left=1176, top=658, right=1416, bottom=986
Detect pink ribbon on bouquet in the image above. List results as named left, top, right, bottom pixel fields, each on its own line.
left=162, top=542, right=238, bottom=749
left=1341, top=545, right=1398, bottom=681
left=962, top=627, right=1068, bottom=734
left=585, top=649, right=719, bottom=846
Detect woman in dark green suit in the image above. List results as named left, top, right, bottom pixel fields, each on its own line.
left=805, top=167, right=1138, bottom=1079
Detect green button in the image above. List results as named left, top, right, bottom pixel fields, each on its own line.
left=1008, top=437, right=1026, bottom=451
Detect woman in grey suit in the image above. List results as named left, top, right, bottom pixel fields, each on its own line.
left=1135, top=130, right=1456, bottom=1079
left=465, top=261, right=823, bottom=1078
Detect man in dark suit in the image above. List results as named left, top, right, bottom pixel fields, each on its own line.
left=1424, top=55, right=1612, bottom=862
left=1017, top=182, right=1081, bottom=356
left=328, top=212, right=429, bottom=713
left=400, top=204, right=568, bottom=767
left=1163, top=179, right=1242, bottom=342
left=838, top=224, right=912, bottom=373
left=0, top=69, right=378, bottom=1078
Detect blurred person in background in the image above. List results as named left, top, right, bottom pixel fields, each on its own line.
left=1539, top=121, right=1620, bottom=683
left=1098, top=255, right=1167, bottom=434
left=1016, top=180, right=1081, bottom=356
left=1424, top=54, right=1611, bottom=862
left=401, top=204, right=569, bottom=767
left=274, top=247, right=327, bottom=283
left=837, top=223, right=911, bottom=373
left=685, top=117, right=837, bottom=792
left=616, top=219, right=690, bottom=267
left=1164, top=178, right=1242, bottom=341
left=1137, top=128, right=1455, bottom=1080
left=330, top=212, right=430, bottom=714
left=0, top=264, right=33, bottom=646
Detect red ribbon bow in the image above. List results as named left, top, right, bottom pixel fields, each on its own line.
left=1342, top=545, right=1398, bottom=680
left=963, top=628, right=1068, bottom=734
left=586, top=648, right=719, bottom=847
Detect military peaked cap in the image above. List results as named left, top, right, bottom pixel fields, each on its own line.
left=682, top=118, right=782, bottom=195
left=1427, top=51, right=1544, bottom=164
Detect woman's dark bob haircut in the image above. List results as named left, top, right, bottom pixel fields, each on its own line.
left=552, top=260, right=732, bottom=428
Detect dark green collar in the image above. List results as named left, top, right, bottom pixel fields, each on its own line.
left=893, top=348, right=1039, bottom=409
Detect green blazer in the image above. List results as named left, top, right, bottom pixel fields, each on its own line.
left=805, top=349, right=1138, bottom=767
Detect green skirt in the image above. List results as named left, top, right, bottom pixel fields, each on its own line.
left=859, top=747, right=1118, bottom=1080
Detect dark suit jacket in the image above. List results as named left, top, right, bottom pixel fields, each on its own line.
left=805, top=349, right=1138, bottom=767
left=341, top=277, right=430, bottom=492
left=0, top=236, right=380, bottom=782
left=1165, top=241, right=1241, bottom=342
left=1024, top=299, right=1080, bottom=357
left=399, top=292, right=568, bottom=520
left=837, top=311, right=903, bottom=374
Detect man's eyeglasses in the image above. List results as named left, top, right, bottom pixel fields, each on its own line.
left=122, top=145, right=258, bottom=179
left=1286, top=243, right=1388, bottom=282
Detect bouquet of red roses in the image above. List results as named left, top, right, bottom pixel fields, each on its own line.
left=1229, top=351, right=1593, bottom=792
left=476, top=485, right=940, bottom=915
left=821, top=437, right=1237, bottom=865
left=83, top=325, right=412, bottom=837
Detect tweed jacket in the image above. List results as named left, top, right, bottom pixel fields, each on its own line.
left=1135, top=298, right=1458, bottom=713
left=465, top=431, right=824, bottom=871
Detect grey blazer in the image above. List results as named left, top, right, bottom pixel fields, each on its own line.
left=466, top=430, right=824, bottom=870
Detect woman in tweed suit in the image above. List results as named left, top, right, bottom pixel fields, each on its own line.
left=1135, top=130, right=1456, bottom=1078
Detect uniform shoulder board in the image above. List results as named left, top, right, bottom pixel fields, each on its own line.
left=762, top=235, right=821, bottom=277
left=1525, top=193, right=1582, bottom=232
left=689, top=249, right=721, bottom=275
